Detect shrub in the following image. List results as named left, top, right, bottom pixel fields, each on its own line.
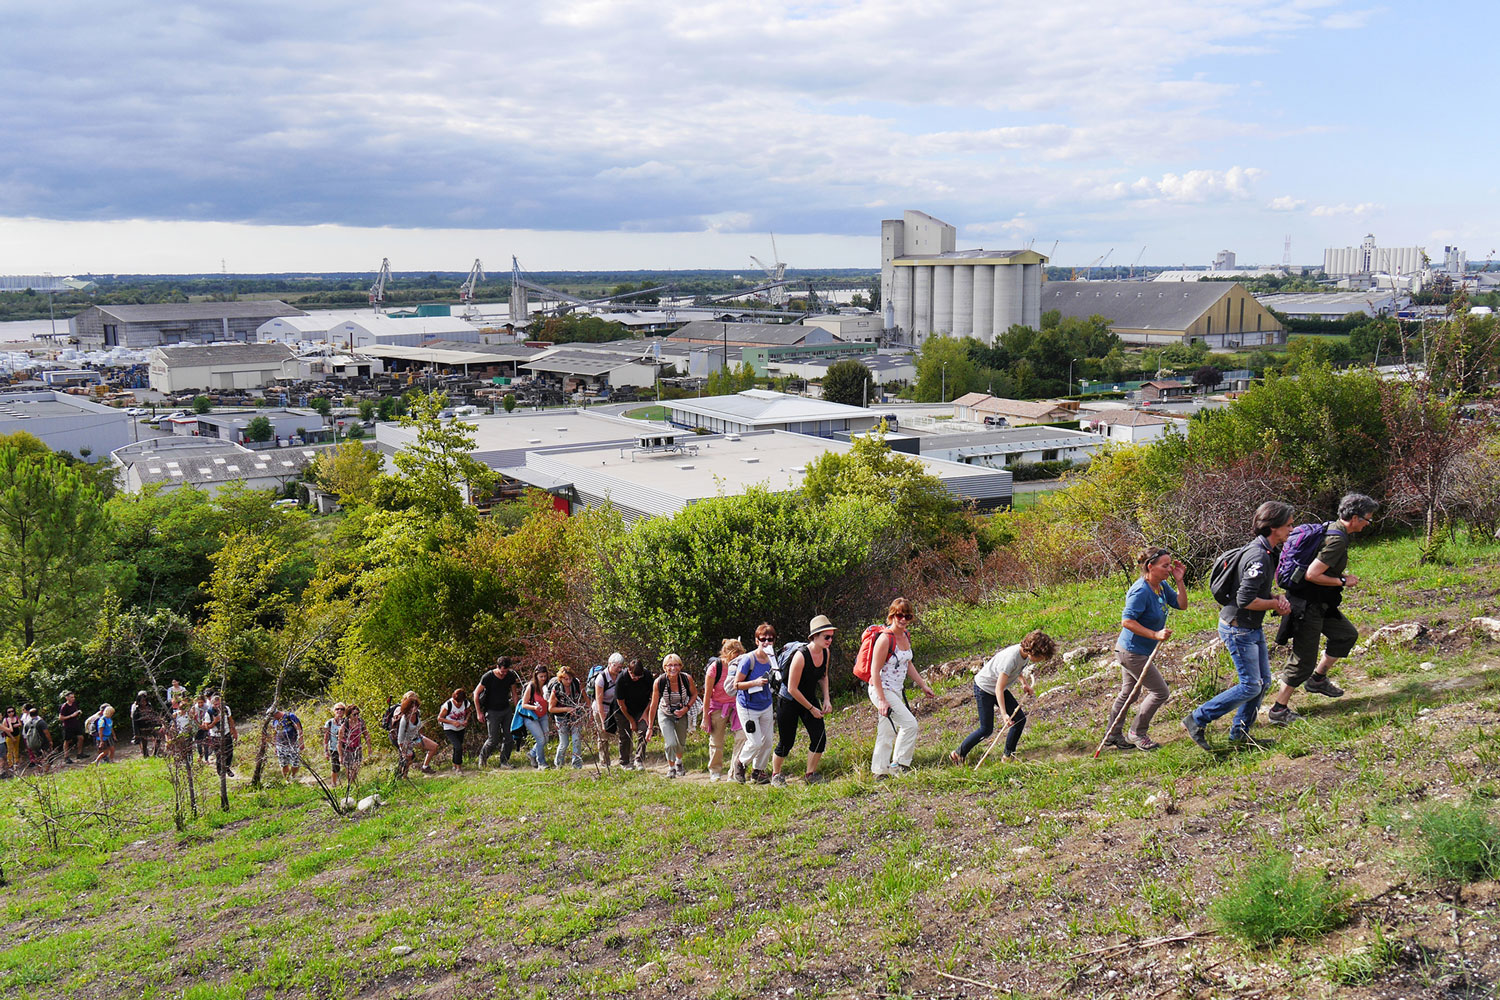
left=1211, top=852, right=1349, bottom=947
left=1411, top=801, right=1500, bottom=883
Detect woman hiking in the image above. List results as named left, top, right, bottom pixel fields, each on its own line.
left=1102, top=547, right=1186, bottom=751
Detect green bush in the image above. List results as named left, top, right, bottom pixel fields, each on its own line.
left=1411, top=801, right=1500, bottom=883
left=591, top=488, right=903, bottom=689
left=1211, top=852, right=1349, bottom=947
left=1006, top=460, right=1075, bottom=481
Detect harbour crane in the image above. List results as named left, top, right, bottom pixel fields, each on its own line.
left=1072, top=249, right=1112, bottom=281
left=1130, top=246, right=1147, bottom=278
left=749, top=233, right=787, bottom=306
left=368, top=257, right=392, bottom=312
left=458, top=259, right=484, bottom=317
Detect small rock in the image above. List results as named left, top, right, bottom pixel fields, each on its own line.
left=636, top=961, right=660, bottom=977
left=1013, top=846, right=1034, bottom=856
left=391, top=945, right=412, bottom=957
left=1420, top=661, right=1435, bottom=671
left=132, top=839, right=147, bottom=847
left=357, top=794, right=383, bottom=812
left=1144, top=794, right=1159, bottom=807
left=1357, top=622, right=1427, bottom=653
left=1063, top=647, right=1098, bottom=666
left=1472, top=617, right=1500, bottom=642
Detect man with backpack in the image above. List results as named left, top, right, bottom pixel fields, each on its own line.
left=1268, top=494, right=1379, bottom=725
left=592, top=653, right=627, bottom=767
left=474, top=656, right=519, bottom=768
left=612, top=658, right=655, bottom=771
left=1184, top=501, right=1295, bottom=751
left=21, top=706, right=51, bottom=768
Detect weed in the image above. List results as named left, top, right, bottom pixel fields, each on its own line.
left=1322, top=924, right=1403, bottom=985
left=1211, top=852, right=1350, bottom=947
left=1410, top=800, right=1500, bottom=883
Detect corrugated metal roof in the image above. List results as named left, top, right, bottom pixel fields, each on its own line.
left=1043, top=281, right=1233, bottom=332
left=98, top=301, right=303, bottom=322
left=153, top=343, right=295, bottom=368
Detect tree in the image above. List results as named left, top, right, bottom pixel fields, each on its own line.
left=820, top=360, right=874, bottom=407
left=308, top=397, right=332, bottom=417
left=913, top=336, right=978, bottom=402
left=243, top=416, right=273, bottom=443
left=0, top=447, right=114, bottom=647
left=311, top=441, right=382, bottom=505
left=358, top=399, right=376, bottom=421
left=192, top=395, right=212, bottom=414
left=1192, top=365, right=1222, bottom=393
left=801, top=425, right=965, bottom=547
left=389, top=391, right=495, bottom=527
left=503, top=393, right=517, bottom=413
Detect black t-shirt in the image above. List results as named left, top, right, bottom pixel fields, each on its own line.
left=475, top=669, right=517, bottom=711
left=615, top=670, right=655, bottom=717
left=59, top=701, right=83, bottom=733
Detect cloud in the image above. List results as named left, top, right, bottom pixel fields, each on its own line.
left=0, top=0, right=1372, bottom=247
left=1312, top=202, right=1382, bottom=217
left=1267, top=195, right=1306, bottom=211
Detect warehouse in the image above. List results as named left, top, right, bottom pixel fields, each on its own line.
left=374, top=408, right=664, bottom=470
left=0, top=390, right=131, bottom=460
left=763, top=352, right=916, bottom=387
left=520, top=350, right=662, bottom=391
left=801, top=313, right=883, bottom=343
left=73, top=301, right=304, bottom=349
left=352, top=342, right=545, bottom=379
left=1042, top=281, right=1284, bottom=347
left=111, top=438, right=317, bottom=495
left=148, top=343, right=300, bottom=393
left=917, top=425, right=1106, bottom=469
left=257, top=312, right=371, bottom=344
left=195, top=408, right=325, bottom=446
left=1256, top=291, right=1398, bottom=320
left=663, top=389, right=883, bottom=437
left=326, top=314, right=484, bottom=348
left=499, top=429, right=1013, bottom=520
left=881, top=211, right=1048, bottom=345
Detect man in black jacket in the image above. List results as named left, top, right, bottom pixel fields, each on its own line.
left=1184, top=501, right=1293, bottom=750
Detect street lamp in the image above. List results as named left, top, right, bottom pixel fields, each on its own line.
left=1067, top=359, right=1077, bottom=397
left=941, top=361, right=948, bottom=404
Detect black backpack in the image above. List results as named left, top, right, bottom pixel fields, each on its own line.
left=772, top=642, right=810, bottom=701
left=1209, top=541, right=1258, bottom=607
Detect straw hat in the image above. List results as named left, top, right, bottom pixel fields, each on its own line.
left=808, top=615, right=837, bottom=638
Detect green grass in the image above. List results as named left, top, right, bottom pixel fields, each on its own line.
left=624, top=404, right=669, bottom=420
left=1409, top=800, right=1500, bottom=883
left=1322, top=925, right=1404, bottom=985
left=1210, top=852, right=1350, bottom=947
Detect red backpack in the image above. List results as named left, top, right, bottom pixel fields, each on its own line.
left=852, top=624, right=894, bottom=683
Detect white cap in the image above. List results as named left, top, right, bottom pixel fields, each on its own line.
left=608, top=652, right=625, bottom=667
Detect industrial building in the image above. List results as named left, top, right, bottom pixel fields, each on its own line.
left=499, top=429, right=1013, bottom=520
left=148, top=343, right=300, bottom=393
left=951, top=394, right=1075, bottom=427
left=916, top=425, right=1105, bottom=469
left=520, top=349, right=662, bottom=391
left=668, top=321, right=843, bottom=350
left=326, top=314, right=484, bottom=349
left=73, top=301, right=304, bottom=349
left=1080, top=409, right=1178, bottom=443
left=801, top=314, right=883, bottom=343
left=1257, top=290, right=1399, bottom=320
left=352, top=342, right=544, bottom=380
left=0, top=275, right=94, bottom=292
left=257, top=312, right=371, bottom=343
left=763, top=352, right=917, bottom=387
left=111, top=437, right=317, bottom=495
left=662, top=390, right=884, bottom=438
left=880, top=210, right=1048, bottom=345
left=1042, top=281, right=1284, bottom=347
left=0, top=390, right=131, bottom=460
left=195, top=409, right=325, bottom=446
left=1323, top=235, right=1425, bottom=277
left=373, top=408, right=668, bottom=470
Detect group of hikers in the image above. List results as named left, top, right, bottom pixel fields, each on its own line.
left=4, top=493, right=1376, bottom=783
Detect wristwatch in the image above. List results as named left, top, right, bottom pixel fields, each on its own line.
left=1339, top=574, right=1347, bottom=585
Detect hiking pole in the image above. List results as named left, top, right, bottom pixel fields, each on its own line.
left=1091, top=641, right=1165, bottom=759
left=972, top=716, right=1017, bottom=770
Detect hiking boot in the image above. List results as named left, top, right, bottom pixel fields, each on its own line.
left=708, top=772, right=721, bottom=783
left=770, top=773, right=787, bottom=787
left=889, top=762, right=910, bottom=776
left=873, top=772, right=892, bottom=782
left=1103, top=734, right=1138, bottom=751
left=752, top=769, right=771, bottom=785
left=731, top=759, right=746, bottom=784
left=1181, top=716, right=1211, bottom=751
left=1133, top=736, right=1161, bottom=752
left=1305, top=673, right=1345, bottom=698
left=803, top=771, right=825, bottom=785
left=1267, top=704, right=1301, bottom=726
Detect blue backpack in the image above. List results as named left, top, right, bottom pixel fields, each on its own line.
left=1276, top=522, right=1344, bottom=588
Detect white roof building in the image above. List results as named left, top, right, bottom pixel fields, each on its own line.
left=1079, top=409, right=1179, bottom=444
left=111, top=437, right=319, bottom=495
left=500, top=429, right=1013, bottom=520
left=326, top=315, right=483, bottom=348
left=0, top=390, right=131, bottom=461
left=1256, top=291, right=1399, bottom=320
left=917, top=425, right=1106, bottom=469
left=148, top=343, right=302, bottom=393
left=374, top=408, right=667, bottom=469
left=663, top=389, right=884, bottom=437
left=256, top=311, right=372, bottom=344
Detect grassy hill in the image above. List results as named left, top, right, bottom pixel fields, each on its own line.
left=3, top=534, right=1499, bottom=999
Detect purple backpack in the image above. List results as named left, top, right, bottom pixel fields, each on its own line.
left=1276, top=522, right=1344, bottom=588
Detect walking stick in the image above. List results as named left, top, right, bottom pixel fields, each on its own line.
left=972, top=716, right=1017, bottom=770
left=1092, top=641, right=1165, bottom=759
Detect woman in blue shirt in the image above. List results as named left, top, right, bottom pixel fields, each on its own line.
left=1103, top=548, right=1187, bottom=751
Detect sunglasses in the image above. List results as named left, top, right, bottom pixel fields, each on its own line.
left=893, top=613, right=913, bottom=621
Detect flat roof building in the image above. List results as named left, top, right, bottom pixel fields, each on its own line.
left=326, top=315, right=484, bottom=348
left=1256, top=290, right=1398, bottom=320
left=0, top=390, right=131, bottom=460
left=663, top=389, right=884, bottom=437
left=1042, top=281, right=1284, bottom=347
left=501, top=429, right=1013, bottom=520
left=111, top=437, right=317, bottom=495
left=73, top=301, right=304, bottom=349
left=195, top=408, right=324, bottom=446
left=374, top=408, right=668, bottom=469
left=917, top=425, right=1106, bottom=469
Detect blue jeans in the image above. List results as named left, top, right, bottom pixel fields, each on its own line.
left=553, top=718, right=583, bottom=767
left=1193, top=624, right=1271, bottom=737
left=523, top=715, right=550, bottom=767
left=957, top=684, right=1025, bottom=758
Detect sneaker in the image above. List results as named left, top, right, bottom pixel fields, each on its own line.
left=770, top=773, right=787, bottom=787
left=708, top=772, right=721, bottom=783
left=731, top=759, right=747, bottom=784
left=1181, top=716, right=1211, bottom=751
left=874, top=772, right=891, bottom=782
left=1103, top=735, right=1139, bottom=751
left=889, top=762, right=910, bottom=776
left=752, top=769, right=771, bottom=785
left=419, top=764, right=434, bottom=774
left=803, top=771, right=825, bottom=785
left=1267, top=705, right=1301, bottom=726
left=1305, top=674, right=1345, bottom=698
left=1133, top=736, right=1161, bottom=752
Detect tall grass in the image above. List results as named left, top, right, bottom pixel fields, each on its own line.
left=1211, top=852, right=1349, bottom=947
left=1411, top=800, right=1500, bottom=883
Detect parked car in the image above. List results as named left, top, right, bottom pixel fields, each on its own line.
left=125, top=406, right=147, bottom=416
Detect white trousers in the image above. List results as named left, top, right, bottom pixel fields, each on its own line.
left=869, top=684, right=918, bottom=775
left=735, top=704, right=774, bottom=771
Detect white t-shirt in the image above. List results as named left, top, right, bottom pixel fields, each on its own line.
left=440, top=700, right=469, bottom=731
left=974, top=645, right=1027, bottom=694
left=878, top=645, right=912, bottom=691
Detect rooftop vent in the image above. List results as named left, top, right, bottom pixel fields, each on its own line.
left=741, top=457, right=760, bottom=464
left=678, top=464, right=695, bottom=470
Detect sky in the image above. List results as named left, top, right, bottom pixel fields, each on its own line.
left=2, top=0, right=1496, bottom=273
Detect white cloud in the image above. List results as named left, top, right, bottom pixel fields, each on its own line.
left=1267, top=195, right=1306, bottom=211
left=1312, top=202, right=1382, bottom=217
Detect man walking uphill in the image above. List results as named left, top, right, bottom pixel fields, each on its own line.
left=474, top=656, right=518, bottom=768
left=1184, top=501, right=1294, bottom=750
left=1268, top=493, right=1379, bottom=725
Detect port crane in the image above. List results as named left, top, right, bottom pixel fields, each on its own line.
left=368, top=258, right=392, bottom=311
